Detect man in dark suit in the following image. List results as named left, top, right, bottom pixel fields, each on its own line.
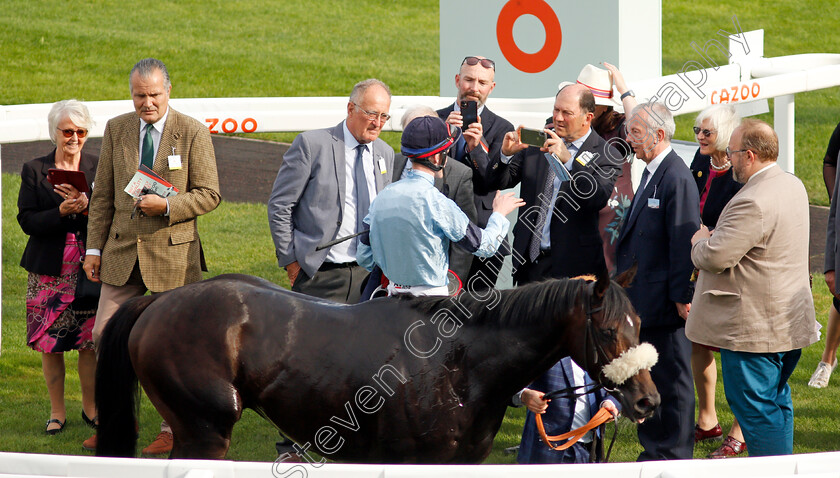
left=393, top=105, right=477, bottom=283
left=438, top=55, right=514, bottom=290
left=268, top=79, right=395, bottom=304
left=615, top=101, right=700, bottom=461
left=491, top=83, right=622, bottom=284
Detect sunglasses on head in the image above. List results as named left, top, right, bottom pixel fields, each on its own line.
left=462, top=56, right=495, bottom=70
left=693, top=126, right=716, bottom=137
left=59, top=128, right=88, bottom=138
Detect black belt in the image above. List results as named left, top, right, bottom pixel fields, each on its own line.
left=320, top=261, right=358, bottom=271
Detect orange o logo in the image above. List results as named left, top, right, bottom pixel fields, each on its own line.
left=496, top=0, right=562, bottom=74
left=242, top=118, right=258, bottom=133
left=221, top=118, right=238, bottom=133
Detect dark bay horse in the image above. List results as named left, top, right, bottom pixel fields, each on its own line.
left=95, top=269, right=659, bottom=463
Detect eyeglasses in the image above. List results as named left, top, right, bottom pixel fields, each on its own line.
left=58, top=128, right=88, bottom=138
left=725, top=148, right=748, bottom=158
left=462, top=56, right=495, bottom=70
left=693, top=126, right=716, bottom=137
left=352, top=103, right=391, bottom=122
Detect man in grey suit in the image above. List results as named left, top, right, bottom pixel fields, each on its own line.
left=392, top=105, right=477, bottom=283
left=268, top=78, right=395, bottom=304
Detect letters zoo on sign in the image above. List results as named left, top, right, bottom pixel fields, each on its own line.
left=205, top=117, right=258, bottom=134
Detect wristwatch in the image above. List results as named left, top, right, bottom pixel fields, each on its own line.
left=620, top=90, right=635, bottom=100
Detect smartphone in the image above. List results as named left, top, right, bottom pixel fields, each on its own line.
left=519, top=127, right=548, bottom=147
left=459, top=100, right=478, bottom=128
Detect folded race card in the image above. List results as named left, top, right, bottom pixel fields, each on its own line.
left=124, top=164, right=179, bottom=198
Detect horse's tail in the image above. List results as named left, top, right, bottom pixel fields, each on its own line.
left=95, top=294, right=158, bottom=457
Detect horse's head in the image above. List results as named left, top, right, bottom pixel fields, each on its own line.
left=573, top=266, right=660, bottom=423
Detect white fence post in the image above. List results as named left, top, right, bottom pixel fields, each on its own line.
left=775, top=94, right=796, bottom=174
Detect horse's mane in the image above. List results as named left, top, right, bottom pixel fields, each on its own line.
left=599, top=277, right=636, bottom=330
left=397, top=277, right=633, bottom=330
left=398, top=278, right=584, bottom=328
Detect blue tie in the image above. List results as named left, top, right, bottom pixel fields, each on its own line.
left=529, top=165, right=556, bottom=262
left=630, top=168, right=651, bottom=217
left=354, top=144, right=370, bottom=237
left=453, top=134, right=467, bottom=164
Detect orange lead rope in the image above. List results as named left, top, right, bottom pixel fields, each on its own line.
left=535, top=407, right=614, bottom=451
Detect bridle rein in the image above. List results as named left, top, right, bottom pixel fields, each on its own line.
left=535, top=279, right=657, bottom=461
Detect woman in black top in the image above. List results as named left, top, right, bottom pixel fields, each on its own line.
left=688, top=104, right=746, bottom=458
left=17, top=100, right=98, bottom=440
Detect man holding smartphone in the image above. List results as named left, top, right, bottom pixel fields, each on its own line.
left=492, top=83, right=621, bottom=284
left=438, top=55, right=515, bottom=291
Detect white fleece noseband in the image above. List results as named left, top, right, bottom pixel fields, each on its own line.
left=601, top=342, right=658, bottom=385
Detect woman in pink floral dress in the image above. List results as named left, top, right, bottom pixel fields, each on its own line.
left=17, top=100, right=98, bottom=444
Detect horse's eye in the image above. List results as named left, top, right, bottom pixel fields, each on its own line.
left=600, top=328, right=617, bottom=340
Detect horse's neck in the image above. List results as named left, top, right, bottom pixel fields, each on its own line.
left=458, top=288, right=585, bottom=396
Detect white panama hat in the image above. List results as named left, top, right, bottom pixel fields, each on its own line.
left=558, top=64, right=623, bottom=112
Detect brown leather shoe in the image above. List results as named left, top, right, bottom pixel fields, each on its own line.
left=82, top=434, right=97, bottom=452
left=709, top=436, right=747, bottom=458
left=694, top=423, right=723, bottom=442
left=141, top=431, right=173, bottom=455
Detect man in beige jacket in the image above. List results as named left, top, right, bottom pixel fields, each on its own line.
left=686, top=119, right=819, bottom=456
left=84, top=58, right=221, bottom=454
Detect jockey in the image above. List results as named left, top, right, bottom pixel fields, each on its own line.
left=357, top=115, right=524, bottom=297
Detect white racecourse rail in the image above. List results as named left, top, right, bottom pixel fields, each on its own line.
left=3, top=49, right=840, bottom=175
left=2, top=450, right=840, bottom=478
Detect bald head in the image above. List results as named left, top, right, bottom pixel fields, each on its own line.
left=728, top=119, right=779, bottom=183
left=455, top=55, right=496, bottom=108
left=739, top=119, right=779, bottom=162
left=401, top=104, right=438, bottom=129
left=558, top=83, right=596, bottom=116
left=552, top=83, right=595, bottom=141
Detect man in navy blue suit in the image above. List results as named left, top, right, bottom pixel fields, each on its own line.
left=438, top=55, right=515, bottom=290
left=615, top=102, right=700, bottom=460
left=516, top=357, right=619, bottom=463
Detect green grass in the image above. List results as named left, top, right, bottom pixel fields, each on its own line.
left=3, top=172, right=840, bottom=462
left=3, top=0, right=840, bottom=464
left=2, top=1, right=839, bottom=201
left=663, top=4, right=840, bottom=205
left=0, top=173, right=287, bottom=460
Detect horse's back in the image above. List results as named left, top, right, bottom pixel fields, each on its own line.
left=126, top=275, right=509, bottom=462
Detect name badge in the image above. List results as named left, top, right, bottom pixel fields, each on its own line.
left=378, top=157, right=387, bottom=175
left=647, top=198, right=660, bottom=209
left=168, top=154, right=182, bottom=170
left=575, top=151, right=595, bottom=167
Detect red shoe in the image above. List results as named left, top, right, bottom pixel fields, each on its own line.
left=694, top=423, right=723, bottom=442
left=141, top=431, right=173, bottom=455
left=82, top=434, right=97, bottom=452
left=709, top=436, right=747, bottom=458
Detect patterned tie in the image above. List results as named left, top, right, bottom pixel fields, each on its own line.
left=141, top=123, right=155, bottom=169
left=354, top=144, right=370, bottom=238
left=629, top=168, right=651, bottom=218
left=529, top=165, right=556, bottom=262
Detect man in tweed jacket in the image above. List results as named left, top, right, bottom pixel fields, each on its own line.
left=83, top=58, right=220, bottom=455
left=84, top=58, right=220, bottom=344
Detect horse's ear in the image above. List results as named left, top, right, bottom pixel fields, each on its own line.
left=613, top=264, right=637, bottom=289
left=594, top=267, right=610, bottom=299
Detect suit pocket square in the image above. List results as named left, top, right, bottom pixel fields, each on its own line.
left=702, top=289, right=740, bottom=297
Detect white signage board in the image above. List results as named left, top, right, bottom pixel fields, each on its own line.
left=439, top=0, right=662, bottom=98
